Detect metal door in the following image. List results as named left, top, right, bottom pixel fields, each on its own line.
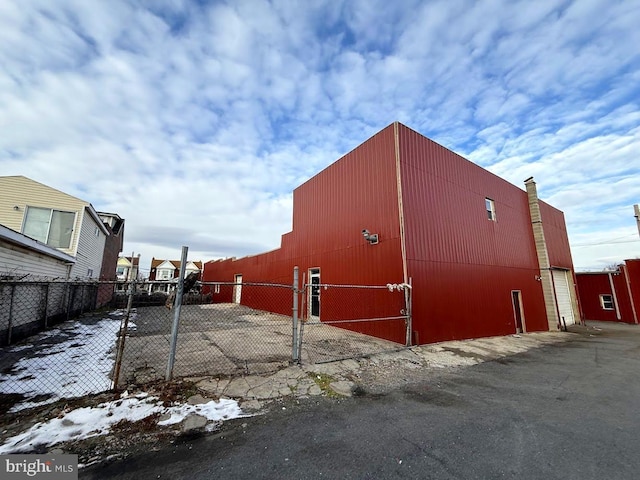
left=233, top=274, right=242, bottom=303
left=309, top=269, right=320, bottom=320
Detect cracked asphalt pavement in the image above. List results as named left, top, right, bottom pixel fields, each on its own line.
left=82, top=322, right=640, bottom=480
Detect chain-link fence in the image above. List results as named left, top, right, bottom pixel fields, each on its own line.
left=0, top=278, right=116, bottom=347
left=1, top=268, right=411, bottom=413
left=298, top=283, right=411, bottom=364
left=113, top=282, right=294, bottom=388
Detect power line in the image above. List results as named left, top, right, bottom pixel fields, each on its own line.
left=573, top=239, right=640, bottom=247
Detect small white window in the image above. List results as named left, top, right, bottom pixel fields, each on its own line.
left=600, top=294, right=614, bottom=310
left=485, top=198, right=496, bottom=221
left=87, top=268, right=94, bottom=277
left=94, top=226, right=100, bottom=237
left=214, top=283, right=221, bottom=294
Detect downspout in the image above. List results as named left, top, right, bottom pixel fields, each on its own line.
left=607, top=272, right=621, bottom=321
left=622, top=264, right=639, bottom=324
left=394, top=122, right=412, bottom=346
left=394, top=122, right=408, bottom=285
left=524, top=177, right=559, bottom=331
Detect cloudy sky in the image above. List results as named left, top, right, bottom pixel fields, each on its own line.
left=1, top=0, right=639, bottom=275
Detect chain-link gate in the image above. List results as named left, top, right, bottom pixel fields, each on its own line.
left=295, top=280, right=412, bottom=364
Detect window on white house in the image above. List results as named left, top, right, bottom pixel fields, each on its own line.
left=94, top=226, right=100, bottom=237
left=600, top=294, right=614, bottom=310
left=87, top=268, right=94, bottom=277
left=158, top=269, right=173, bottom=280
left=23, top=207, right=75, bottom=248
left=485, top=198, right=496, bottom=221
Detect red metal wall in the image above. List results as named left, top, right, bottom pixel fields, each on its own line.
left=397, top=123, right=553, bottom=343
left=576, top=273, right=618, bottom=321
left=205, top=122, right=577, bottom=345
left=576, top=263, right=640, bottom=324
left=203, top=125, right=407, bottom=343
left=625, top=260, right=640, bottom=324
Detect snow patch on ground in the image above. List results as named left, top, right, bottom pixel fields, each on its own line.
left=0, top=316, right=136, bottom=412
left=0, top=393, right=243, bottom=454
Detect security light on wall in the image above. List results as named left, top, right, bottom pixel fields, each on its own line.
left=362, top=229, right=379, bottom=245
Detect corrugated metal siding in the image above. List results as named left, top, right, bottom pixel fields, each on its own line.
left=576, top=273, right=619, bottom=322
left=204, top=125, right=406, bottom=343
left=539, top=202, right=574, bottom=269
left=0, top=241, right=70, bottom=279
left=612, top=270, right=634, bottom=322
left=70, top=210, right=106, bottom=279
left=625, top=260, right=640, bottom=324
left=396, top=124, right=548, bottom=342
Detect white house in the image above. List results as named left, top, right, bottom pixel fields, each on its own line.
left=0, top=176, right=110, bottom=279
left=149, top=258, right=202, bottom=293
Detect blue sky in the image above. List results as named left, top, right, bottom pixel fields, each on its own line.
left=1, top=0, right=639, bottom=275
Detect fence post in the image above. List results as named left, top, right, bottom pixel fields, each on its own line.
left=79, top=284, right=85, bottom=315
left=292, top=266, right=299, bottom=363
left=43, top=284, right=50, bottom=329
left=65, top=282, right=72, bottom=321
left=166, top=246, right=188, bottom=381
left=297, top=272, right=306, bottom=363
left=6, top=285, right=15, bottom=345
left=405, top=277, right=413, bottom=347
left=112, top=277, right=135, bottom=390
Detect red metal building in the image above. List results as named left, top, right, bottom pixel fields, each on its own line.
left=576, top=259, right=640, bottom=324
left=203, top=122, right=579, bottom=345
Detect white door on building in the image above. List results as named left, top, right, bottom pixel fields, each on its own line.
left=552, top=269, right=575, bottom=326
left=233, top=274, right=242, bottom=304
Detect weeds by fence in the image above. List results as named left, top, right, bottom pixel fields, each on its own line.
left=0, top=270, right=411, bottom=414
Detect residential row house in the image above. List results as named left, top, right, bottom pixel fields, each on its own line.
left=0, top=176, right=124, bottom=281
left=148, top=258, right=202, bottom=293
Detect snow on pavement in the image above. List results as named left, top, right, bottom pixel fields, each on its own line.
left=0, top=313, right=135, bottom=412
left=0, top=393, right=244, bottom=454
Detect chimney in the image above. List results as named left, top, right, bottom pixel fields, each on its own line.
left=525, top=178, right=560, bottom=330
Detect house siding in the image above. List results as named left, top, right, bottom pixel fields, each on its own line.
left=0, top=176, right=87, bottom=256
left=0, top=240, right=71, bottom=279
left=70, top=209, right=106, bottom=279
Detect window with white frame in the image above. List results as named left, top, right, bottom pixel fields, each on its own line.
left=485, top=198, right=496, bottom=221
left=23, top=207, right=75, bottom=248
left=158, top=269, right=173, bottom=280
left=599, top=294, right=614, bottom=310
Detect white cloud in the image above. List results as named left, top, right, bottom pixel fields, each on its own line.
left=0, top=0, right=638, bottom=271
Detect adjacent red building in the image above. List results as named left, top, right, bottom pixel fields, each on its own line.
left=203, top=122, right=579, bottom=345
left=576, top=259, right=640, bottom=324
